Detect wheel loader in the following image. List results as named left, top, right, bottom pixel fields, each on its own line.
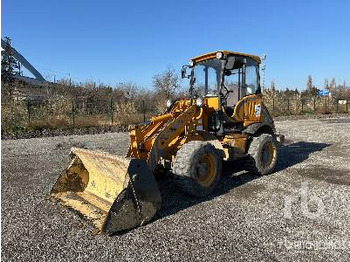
left=51, top=50, right=284, bottom=235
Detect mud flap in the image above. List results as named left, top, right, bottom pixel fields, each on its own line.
left=50, top=147, right=161, bottom=235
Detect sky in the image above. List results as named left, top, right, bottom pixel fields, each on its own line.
left=1, top=0, right=350, bottom=90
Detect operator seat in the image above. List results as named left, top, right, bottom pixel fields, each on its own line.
left=224, top=86, right=239, bottom=116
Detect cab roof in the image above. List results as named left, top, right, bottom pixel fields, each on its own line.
left=191, top=50, right=261, bottom=64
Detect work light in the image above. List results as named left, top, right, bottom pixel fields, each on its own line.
left=216, top=51, right=224, bottom=59
left=196, top=97, right=203, bottom=107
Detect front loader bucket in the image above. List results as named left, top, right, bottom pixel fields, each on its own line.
left=50, top=147, right=161, bottom=235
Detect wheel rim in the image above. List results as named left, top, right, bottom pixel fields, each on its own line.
left=261, top=142, right=276, bottom=168
left=195, top=153, right=217, bottom=187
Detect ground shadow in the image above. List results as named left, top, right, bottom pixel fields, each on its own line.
left=274, top=141, right=331, bottom=172
left=154, top=141, right=331, bottom=221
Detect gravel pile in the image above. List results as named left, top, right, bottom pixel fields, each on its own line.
left=2, top=117, right=350, bottom=261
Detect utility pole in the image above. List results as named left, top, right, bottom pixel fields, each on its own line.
left=261, top=54, right=266, bottom=91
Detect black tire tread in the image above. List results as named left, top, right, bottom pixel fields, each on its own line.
left=245, top=133, right=278, bottom=175
left=173, top=141, right=222, bottom=197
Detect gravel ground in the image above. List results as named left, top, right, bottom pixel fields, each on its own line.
left=2, top=116, right=350, bottom=261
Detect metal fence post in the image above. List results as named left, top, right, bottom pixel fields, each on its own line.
left=336, top=98, right=339, bottom=113
left=313, top=97, right=316, bottom=113
left=301, top=100, right=304, bottom=114
left=26, top=100, right=31, bottom=124
left=71, top=99, right=75, bottom=127
left=326, top=95, right=330, bottom=112
left=110, top=97, right=114, bottom=125
left=143, top=100, right=146, bottom=122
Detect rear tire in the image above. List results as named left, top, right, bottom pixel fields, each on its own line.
left=246, top=134, right=278, bottom=175
left=173, top=141, right=222, bottom=197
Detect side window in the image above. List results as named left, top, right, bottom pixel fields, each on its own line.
left=244, top=60, right=258, bottom=95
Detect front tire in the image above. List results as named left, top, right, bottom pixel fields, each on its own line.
left=246, top=134, right=278, bottom=175
left=173, top=141, right=222, bottom=197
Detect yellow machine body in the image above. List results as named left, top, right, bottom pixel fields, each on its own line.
left=126, top=93, right=273, bottom=164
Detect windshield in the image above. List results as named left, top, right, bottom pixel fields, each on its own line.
left=192, top=59, right=222, bottom=97
left=190, top=56, right=259, bottom=105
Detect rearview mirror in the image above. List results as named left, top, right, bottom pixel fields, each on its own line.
left=181, top=65, right=190, bottom=79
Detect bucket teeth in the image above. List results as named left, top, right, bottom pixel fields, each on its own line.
left=51, top=147, right=161, bottom=235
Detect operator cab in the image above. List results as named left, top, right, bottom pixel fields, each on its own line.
left=183, top=51, right=261, bottom=117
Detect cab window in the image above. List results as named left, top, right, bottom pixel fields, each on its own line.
left=192, top=59, right=222, bottom=97
left=244, top=59, right=259, bottom=95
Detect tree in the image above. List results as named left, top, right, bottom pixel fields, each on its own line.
left=330, top=78, right=336, bottom=89
left=152, top=66, right=180, bottom=100
left=324, top=78, right=329, bottom=89
left=307, top=75, right=313, bottom=90
left=1, top=36, right=19, bottom=83
left=116, top=82, right=139, bottom=102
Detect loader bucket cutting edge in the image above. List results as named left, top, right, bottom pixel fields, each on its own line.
left=50, top=147, right=162, bottom=235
